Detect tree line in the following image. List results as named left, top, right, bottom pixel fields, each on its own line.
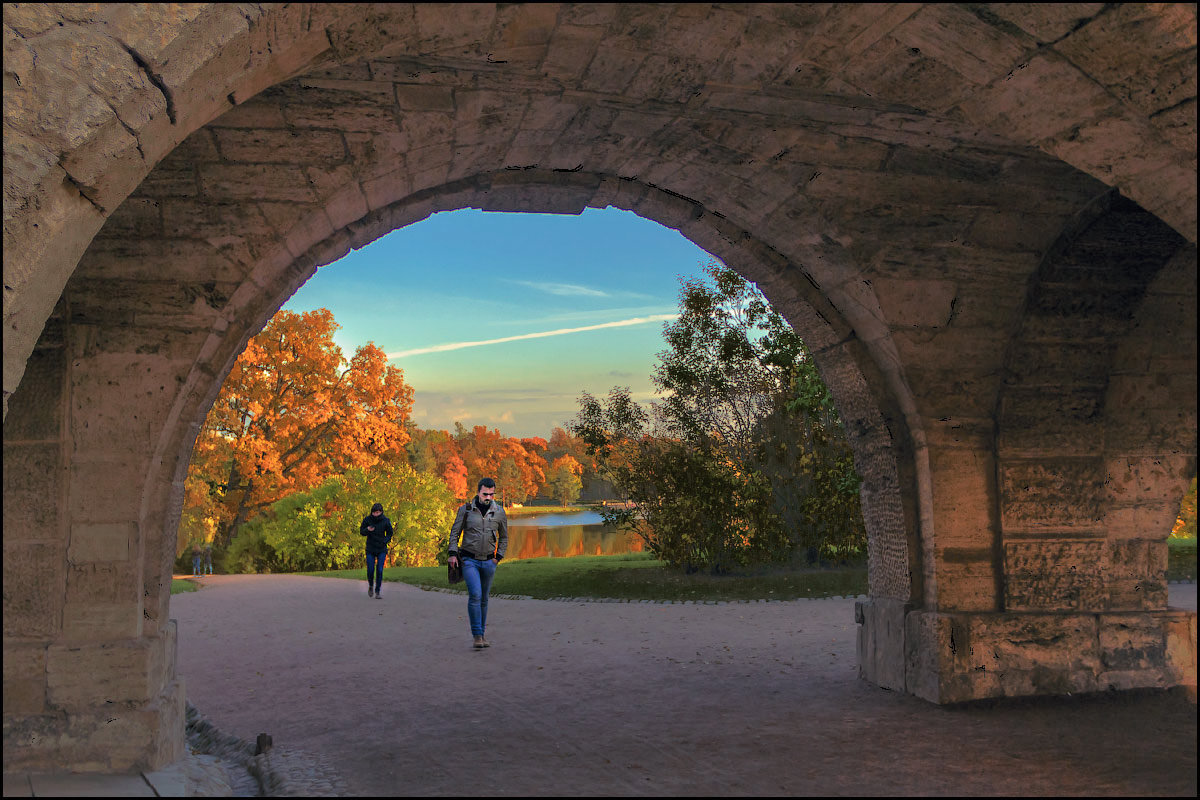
left=177, top=307, right=605, bottom=573
left=179, top=262, right=868, bottom=575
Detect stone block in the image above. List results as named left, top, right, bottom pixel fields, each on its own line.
left=632, top=188, right=700, bottom=230
left=74, top=236, right=249, bottom=283
left=985, top=4, right=1105, bottom=43
left=904, top=610, right=946, bottom=702
left=4, top=347, right=65, bottom=441
left=2, top=541, right=65, bottom=638
left=1163, top=614, right=1197, bottom=685
left=47, top=636, right=165, bottom=709
left=3, top=446, right=61, bottom=535
left=873, top=278, right=957, bottom=328
left=1003, top=539, right=1106, bottom=611
left=393, top=84, right=456, bottom=112
left=161, top=199, right=274, bottom=240
left=209, top=98, right=288, bottom=129
left=960, top=50, right=1120, bottom=144
left=67, top=459, right=145, bottom=523
left=928, top=448, right=995, bottom=537
left=934, top=566, right=998, bottom=613
left=997, top=388, right=1106, bottom=457
left=282, top=100, right=400, bottom=133
left=4, top=676, right=184, bottom=772
left=412, top=2, right=497, bottom=53
left=3, top=643, right=47, bottom=715
left=99, top=197, right=164, bottom=240
left=969, top=612, right=1101, bottom=675
left=1056, top=3, right=1197, bottom=115
left=1103, top=502, right=1178, bottom=541
left=67, top=521, right=135, bottom=567
left=1006, top=341, right=1114, bottom=386
left=135, top=161, right=200, bottom=197
left=362, top=166, right=415, bottom=212
left=1000, top=459, right=1105, bottom=531
left=213, top=127, right=347, bottom=164
left=1106, top=576, right=1167, bottom=613
left=900, top=4, right=1033, bottom=84
left=1104, top=455, right=1194, bottom=504
left=1097, top=667, right=1168, bottom=691
left=542, top=24, right=606, bottom=82
left=1099, top=614, right=1167, bottom=671
left=62, top=561, right=141, bottom=640
left=1049, top=115, right=1163, bottom=187
left=856, top=597, right=909, bottom=692
left=322, top=182, right=370, bottom=230
left=197, top=163, right=316, bottom=203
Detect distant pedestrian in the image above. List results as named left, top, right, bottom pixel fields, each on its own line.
left=192, top=543, right=202, bottom=577
left=203, top=543, right=213, bottom=575
left=360, top=502, right=394, bottom=599
left=447, top=478, right=508, bottom=648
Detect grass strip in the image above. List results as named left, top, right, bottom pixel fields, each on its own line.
left=304, top=551, right=868, bottom=602
left=171, top=578, right=200, bottom=595
left=1168, top=537, right=1197, bottom=581
left=505, top=504, right=595, bottom=518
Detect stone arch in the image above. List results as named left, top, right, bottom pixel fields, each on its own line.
left=5, top=2, right=1196, bottom=773
left=5, top=3, right=1195, bottom=416
left=147, top=170, right=922, bottom=612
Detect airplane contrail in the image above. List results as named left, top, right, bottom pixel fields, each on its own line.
left=387, top=314, right=678, bottom=359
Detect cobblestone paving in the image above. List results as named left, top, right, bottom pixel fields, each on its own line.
left=175, top=576, right=1196, bottom=797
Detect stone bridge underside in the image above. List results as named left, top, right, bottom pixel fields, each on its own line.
left=3, top=3, right=1197, bottom=773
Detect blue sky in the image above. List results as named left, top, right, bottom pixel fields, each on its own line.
left=281, top=207, right=717, bottom=438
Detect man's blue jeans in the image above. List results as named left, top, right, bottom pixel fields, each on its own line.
left=192, top=555, right=202, bottom=576
left=366, top=551, right=386, bottom=591
left=462, top=557, right=497, bottom=636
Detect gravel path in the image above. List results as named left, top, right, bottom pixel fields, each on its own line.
left=172, top=576, right=1197, bottom=796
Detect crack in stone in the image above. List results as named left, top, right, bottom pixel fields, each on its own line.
left=121, top=42, right=177, bottom=124
left=61, top=171, right=105, bottom=214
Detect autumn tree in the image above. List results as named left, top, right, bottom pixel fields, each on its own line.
left=452, top=424, right=548, bottom=504
left=545, top=426, right=611, bottom=501
left=407, top=426, right=469, bottom=499
left=186, top=308, right=413, bottom=547
left=545, top=454, right=584, bottom=504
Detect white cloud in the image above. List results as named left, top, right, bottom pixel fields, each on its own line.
left=387, top=314, right=678, bottom=359
left=508, top=279, right=609, bottom=297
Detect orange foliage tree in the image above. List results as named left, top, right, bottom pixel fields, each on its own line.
left=186, top=308, right=413, bottom=548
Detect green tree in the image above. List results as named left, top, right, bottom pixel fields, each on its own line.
left=226, top=462, right=456, bottom=573
left=571, top=262, right=865, bottom=572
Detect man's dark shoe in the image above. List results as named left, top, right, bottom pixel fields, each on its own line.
left=367, top=588, right=373, bottom=598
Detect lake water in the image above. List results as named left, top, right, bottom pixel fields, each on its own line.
left=505, top=509, right=644, bottom=560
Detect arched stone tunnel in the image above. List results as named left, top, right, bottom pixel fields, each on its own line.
left=3, top=3, right=1196, bottom=773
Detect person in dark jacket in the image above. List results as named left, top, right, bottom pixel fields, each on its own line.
left=447, top=477, right=508, bottom=648
left=360, top=502, right=394, bottom=599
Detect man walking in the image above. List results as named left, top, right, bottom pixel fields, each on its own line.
left=360, top=502, right=394, bottom=599
left=447, top=478, right=508, bottom=648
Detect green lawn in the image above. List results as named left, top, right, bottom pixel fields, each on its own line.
left=1168, top=537, right=1196, bottom=581
left=304, top=551, right=868, bottom=602
left=171, top=578, right=200, bottom=594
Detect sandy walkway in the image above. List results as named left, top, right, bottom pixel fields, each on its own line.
left=172, top=576, right=1196, bottom=796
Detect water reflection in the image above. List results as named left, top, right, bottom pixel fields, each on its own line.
left=507, top=510, right=644, bottom=560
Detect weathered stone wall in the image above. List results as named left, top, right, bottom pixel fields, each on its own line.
left=4, top=2, right=1196, bottom=773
